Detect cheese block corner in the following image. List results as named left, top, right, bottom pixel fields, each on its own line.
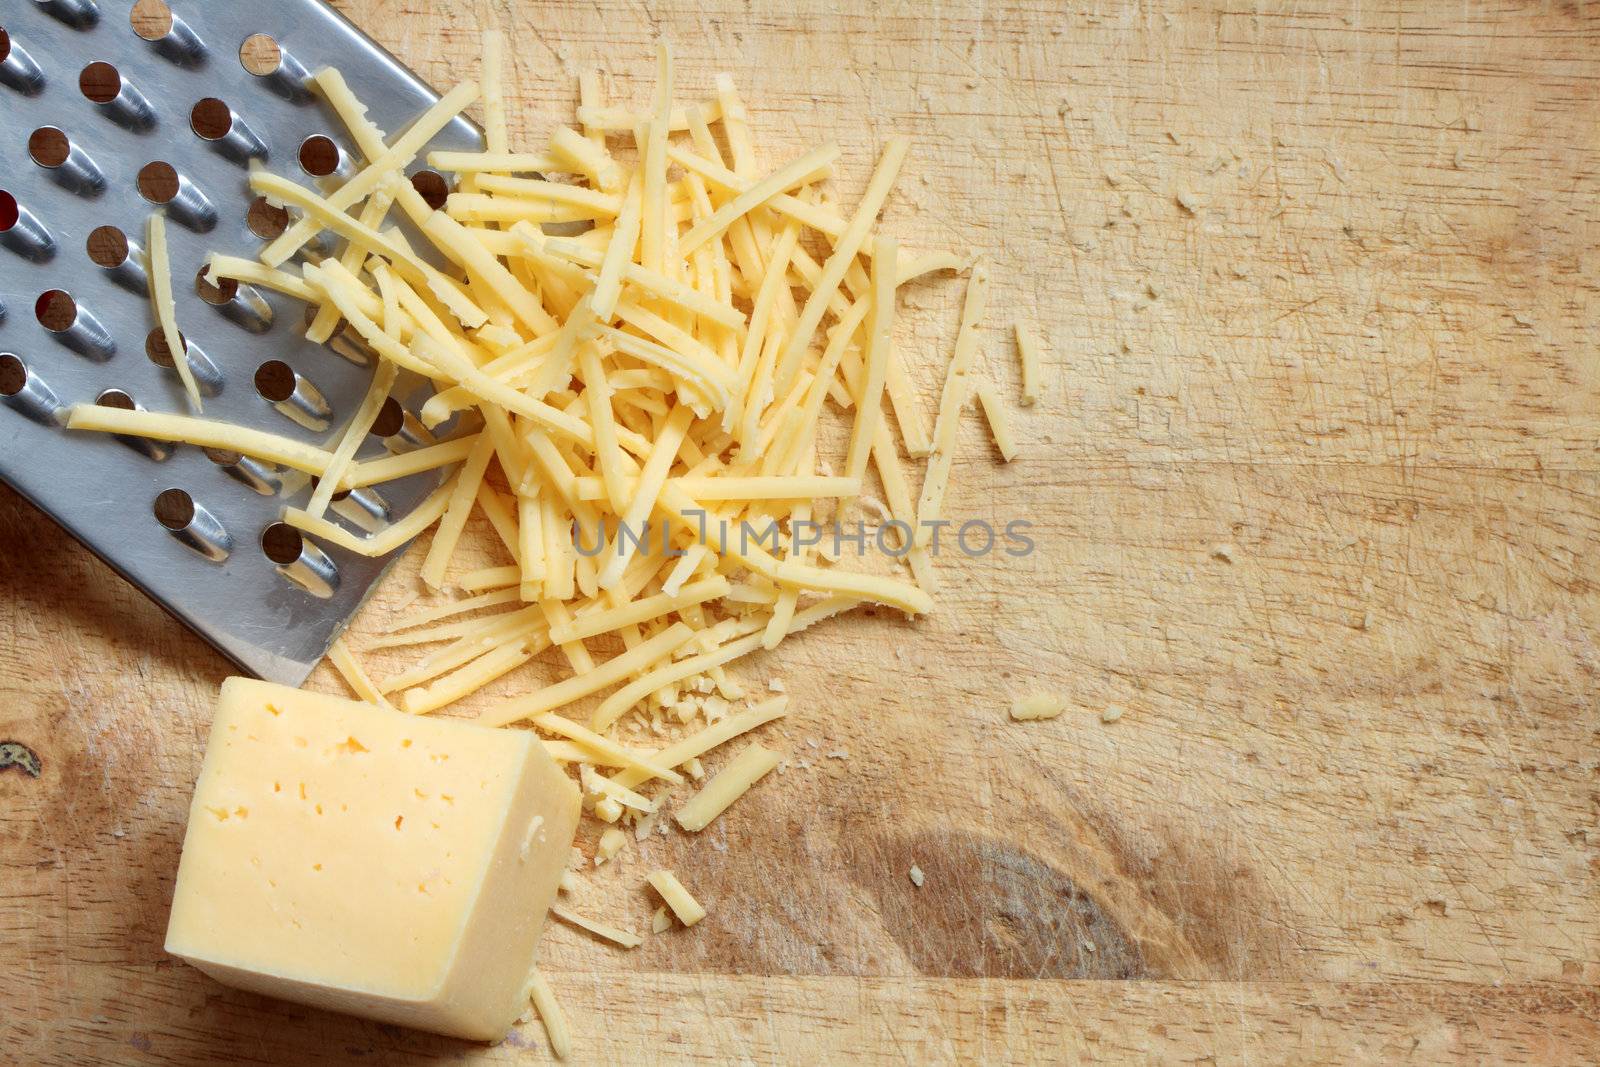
left=164, top=677, right=579, bottom=1041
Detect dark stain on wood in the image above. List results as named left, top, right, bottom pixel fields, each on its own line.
left=0, top=741, right=41, bottom=778
left=855, top=827, right=1149, bottom=980
left=848, top=765, right=1296, bottom=981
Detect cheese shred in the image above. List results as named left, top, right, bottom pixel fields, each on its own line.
left=674, top=742, right=782, bottom=832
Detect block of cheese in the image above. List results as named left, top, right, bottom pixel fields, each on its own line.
left=164, top=677, right=580, bottom=1041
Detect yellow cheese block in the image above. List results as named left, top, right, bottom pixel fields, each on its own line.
left=164, top=678, right=580, bottom=1041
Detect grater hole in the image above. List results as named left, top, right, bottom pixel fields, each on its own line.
left=240, top=33, right=281, bottom=76
left=195, top=266, right=237, bottom=305
left=204, top=447, right=241, bottom=465
left=247, top=196, right=288, bottom=239
left=0, top=28, right=10, bottom=64
left=262, top=522, right=304, bottom=565
left=0, top=191, right=18, bottom=232
left=96, top=388, right=135, bottom=411
left=371, top=397, right=405, bottom=438
left=145, top=326, right=185, bottom=367
left=35, top=290, right=78, bottom=332
left=138, top=160, right=179, bottom=204
left=153, top=488, right=194, bottom=531
left=79, top=61, right=122, bottom=104
left=190, top=98, right=233, bottom=140
left=411, top=170, right=450, bottom=211
left=130, top=0, right=172, bottom=41
left=254, top=360, right=295, bottom=402
left=86, top=225, right=130, bottom=268
left=29, top=127, right=71, bottom=168
left=309, top=477, right=352, bottom=503
left=0, top=354, right=27, bottom=397
left=298, top=136, right=341, bottom=178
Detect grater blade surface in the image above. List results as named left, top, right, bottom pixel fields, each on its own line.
left=0, top=1, right=481, bottom=684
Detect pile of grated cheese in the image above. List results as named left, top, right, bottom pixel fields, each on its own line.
left=67, top=34, right=1038, bottom=1057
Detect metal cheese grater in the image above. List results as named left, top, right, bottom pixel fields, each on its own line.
left=0, top=0, right=481, bottom=684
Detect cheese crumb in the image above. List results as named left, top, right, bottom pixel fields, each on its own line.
left=651, top=905, right=672, bottom=933
left=1009, top=694, right=1066, bottom=722
left=1210, top=542, right=1236, bottom=563
left=1100, top=705, right=1124, bottom=724
left=767, top=679, right=786, bottom=693
left=909, top=864, right=925, bottom=887
left=595, top=827, right=627, bottom=864
left=632, top=808, right=660, bottom=841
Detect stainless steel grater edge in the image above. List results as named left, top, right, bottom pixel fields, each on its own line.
left=0, top=0, right=482, bottom=684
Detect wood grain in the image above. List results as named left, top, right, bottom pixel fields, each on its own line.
left=3, top=0, right=1599, bottom=1063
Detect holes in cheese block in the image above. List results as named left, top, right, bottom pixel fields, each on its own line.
left=411, top=170, right=450, bottom=211
left=155, top=487, right=232, bottom=561
left=0, top=352, right=62, bottom=425
left=263, top=522, right=339, bottom=598
left=246, top=196, right=288, bottom=239
left=239, top=33, right=281, bottom=76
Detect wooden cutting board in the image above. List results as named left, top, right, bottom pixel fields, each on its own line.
left=3, top=1, right=1598, bottom=1062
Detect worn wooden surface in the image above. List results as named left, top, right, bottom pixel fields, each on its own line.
left=4, top=0, right=1599, bottom=1063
